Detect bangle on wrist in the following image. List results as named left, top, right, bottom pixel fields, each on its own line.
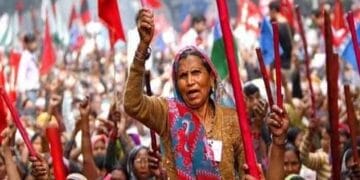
left=134, top=47, right=151, bottom=62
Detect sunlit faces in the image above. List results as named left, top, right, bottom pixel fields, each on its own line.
left=284, top=150, right=301, bottom=176
left=133, top=148, right=151, bottom=180
left=93, top=140, right=106, bottom=156
left=176, top=55, right=214, bottom=109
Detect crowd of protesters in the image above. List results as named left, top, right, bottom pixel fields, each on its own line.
left=0, top=0, right=359, bottom=179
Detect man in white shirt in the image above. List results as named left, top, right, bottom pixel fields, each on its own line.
left=180, top=14, right=208, bottom=50
left=17, top=34, right=40, bottom=103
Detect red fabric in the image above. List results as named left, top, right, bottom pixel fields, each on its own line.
left=9, top=50, right=21, bottom=85
left=280, top=0, right=296, bottom=30
left=216, top=0, right=260, bottom=178
left=39, top=16, right=56, bottom=76
left=237, top=0, right=262, bottom=35
left=46, top=127, right=67, bottom=180
left=80, top=0, right=91, bottom=24
left=0, top=97, right=7, bottom=143
left=0, top=66, right=5, bottom=87
left=141, top=0, right=162, bottom=8
left=272, top=22, right=283, bottom=109
left=332, top=0, right=348, bottom=47
left=98, top=0, right=126, bottom=47
left=332, top=0, right=346, bottom=30
left=68, top=4, right=77, bottom=28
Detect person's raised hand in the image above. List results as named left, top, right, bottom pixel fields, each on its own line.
left=242, top=164, right=265, bottom=180
left=48, top=94, right=62, bottom=114
left=1, top=125, right=16, bottom=148
left=29, top=156, right=49, bottom=180
left=109, top=103, right=121, bottom=124
left=79, top=97, right=91, bottom=120
left=267, top=105, right=289, bottom=145
left=137, top=9, right=154, bottom=47
left=253, top=99, right=268, bottom=121
left=149, top=149, right=167, bottom=179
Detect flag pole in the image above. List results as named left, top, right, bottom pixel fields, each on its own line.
left=324, top=10, right=341, bottom=179
left=46, top=126, right=67, bottom=180
left=344, top=85, right=360, bottom=164
left=144, top=71, right=159, bottom=152
left=295, top=6, right=316, bottom=118
left=346, top=11, right=360, bottom=75
left=0, top=88, right=37, bottom=157
left=139, top=0, right=158, bottom=153
left=272, top=22, right=283, bottom=109
left=256, top=48, right=274, bottom=107
left=216, top=0, right=260, bottom=178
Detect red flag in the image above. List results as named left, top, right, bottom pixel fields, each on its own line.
left=98, top=0, right=126, bottom=47
left=237, top=0, right=262, bottom=35
left=0, top=97, right=7, bottom=143
left=280, top=0, right=295, bottom=29
left=15, top=0, right=24, bottom=23
left=39, top=16, right=56, bottom=75
left=142, top=0, right=162, bottom=9
left=68, top=4, right=77, bottom=28
left=332, top=0, right=346, bottom=30
left=80, top=0, right=91, bottom=24
left=332, top=0, right=348, bottom=47
left=0, top=65, right=5, bottom=87
left=9, top=50, right=21, bottom=83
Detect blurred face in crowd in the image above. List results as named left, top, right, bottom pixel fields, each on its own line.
left=321, top=128, right=330, bottom=152
left=32, top=136, right=43, bottom=154
left=133, top=148, right=151, bottom=180
left=26, top=41, right=38, bottom=52
left=111, top=169, right=127, bottom=180
left=294, top=131, right=304, bottom=149
left=176, top=55, right=214, bottom=109
left=284, top=149, right=301, bottom=176
left=194, top=20, right=206, bottom=34
left=61, top=135, right=67, bottom=151
left=245, top=91, right=260, bottom=115
left=93, top=140, right=106, bottom=156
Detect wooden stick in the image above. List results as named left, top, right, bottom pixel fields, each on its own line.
left=0, top=88, right=37, bottom=156
left=140, top=0, right=145, bottom=7
left=272, top=22, right=283, bottom=109
left=344, top=85, right=360, bottom=164
left=295, top=6, right=316, bottom=118
left=144, top=71, right=159, bottom=152
left=216, top=0, right=260, bottom=177
left=324, top=10, right=341, bottom=179
left=46, top=126, right=67, bottom=180
left=256, top=48, right=274, bottom=107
